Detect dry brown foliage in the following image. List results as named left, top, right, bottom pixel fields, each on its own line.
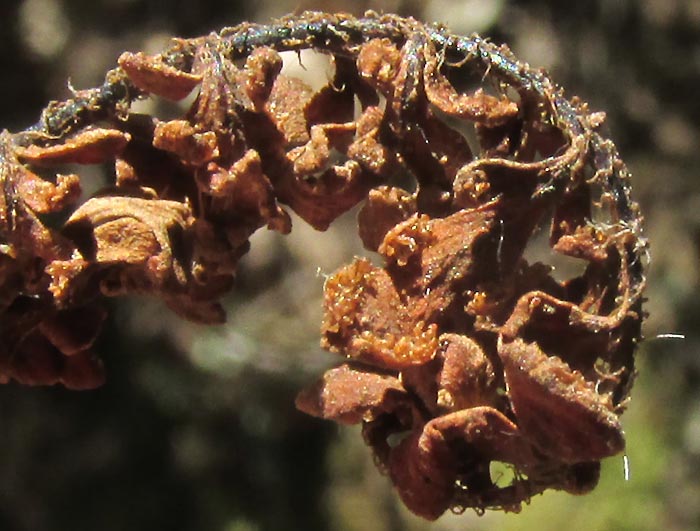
left=0, top=11, right=646, bottom=519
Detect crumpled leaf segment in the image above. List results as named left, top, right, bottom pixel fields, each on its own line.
left=1, top=12, right=645, bottom=519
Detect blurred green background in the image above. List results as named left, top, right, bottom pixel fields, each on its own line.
left=0, top=0, right=698, bottom=529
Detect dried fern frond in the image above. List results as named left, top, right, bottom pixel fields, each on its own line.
left=0, top=11, right=646, bottom=519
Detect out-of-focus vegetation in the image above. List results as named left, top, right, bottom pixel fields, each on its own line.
left=0, top=0, right=698, bottom=529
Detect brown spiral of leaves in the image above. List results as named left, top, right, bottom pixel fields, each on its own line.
left=0, top=12, right=646, bottom=520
